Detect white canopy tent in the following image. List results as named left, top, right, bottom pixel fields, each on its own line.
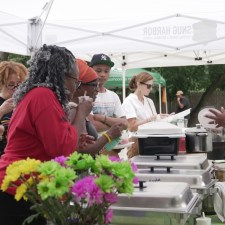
left=1, top=0, right=225, bottom=102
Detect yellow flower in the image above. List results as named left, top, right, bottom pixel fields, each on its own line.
left=1, top=158, right=41, bottom=191
left=1, top=176, right=12, bottom=191
left=15, top=183, right=27, bottom=201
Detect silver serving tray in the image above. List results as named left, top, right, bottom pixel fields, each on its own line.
left=112, top=182, right=199, bottom=214
left=131, top=154, right=210, bottom=170
left=136, top=168, right=215, bottom=192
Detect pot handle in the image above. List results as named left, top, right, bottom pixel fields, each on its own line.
left=155, top=154, right=176, bottom=160
left=134, top=181, right=147, bottom=189
left=149, top=165, right=172, bottom=173
left=196, top=132, right=208, bottom=136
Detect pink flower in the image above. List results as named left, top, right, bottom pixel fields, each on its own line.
left=71, top=176, right=103, bottom=205
left=133, top=176, right=139, bottom=184
left=109, top=156, right=121, bottom=162
left=105, top=209, right=113, bottom=224
left=53, top=156, right=67, bottom=167
left=104, top=192, right=118, bottom=204
left=131, top=161, right=138, bottom=173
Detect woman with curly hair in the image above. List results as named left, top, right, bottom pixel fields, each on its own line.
left=0, top=61, right=28, bottom=156
left=0, top=45, right=93, bottom=225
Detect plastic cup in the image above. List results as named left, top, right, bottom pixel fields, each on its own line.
left=78, top=96, right=90, bottom=103
left=196, top=217, right=211, bottom=225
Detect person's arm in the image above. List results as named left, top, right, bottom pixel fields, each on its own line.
left=88, top=114, right=110, bottom=132
left=92, top=114, right=127, bottom=128
left=177, top=97, right=185, bottom=109
left=127, top=116, right=156, bottom=132
left=69, top=100, right=94, bottom=143
left=0, top=98, right=14, bottom=119
left=78, top=123, right=123, bottom=155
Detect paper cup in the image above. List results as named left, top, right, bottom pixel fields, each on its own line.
left=78, top=96, right=90, bottom=103
left=196, top=217, right=211, bottom=225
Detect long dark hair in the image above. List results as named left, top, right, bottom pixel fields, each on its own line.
left=13, top=45, right=76, bottom=112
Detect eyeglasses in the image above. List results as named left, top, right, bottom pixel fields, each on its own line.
left=140, top=82, right=152, bottom=89
left=82, top=83, right=99, bottom=91
left=67, top=75, right=82, bottom=89
left=6, top=82, right=21, bottom=90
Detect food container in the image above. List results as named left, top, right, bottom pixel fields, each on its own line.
left=212, top=160, right=225, bottom=181
left=111, top=182, right=201, bottom=225
left=137, top=121, right=183, bottom=136
left=133, top=122, right=184, bottom=156
left=137, top=136, right=180, bottom=156
left=185, top=125, right=213, bottom=153
left=136, top=167, right=215, bottom=197
left=131, top=154, right=210, bottom=171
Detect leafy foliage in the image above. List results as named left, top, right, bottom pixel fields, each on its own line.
left=1, top=152, right=137, bottom=225
left=154, top=65, right=225, bottom=101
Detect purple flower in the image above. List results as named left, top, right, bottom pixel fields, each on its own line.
left=105, top=209, right=113, bottom=224
left=131, top=161, right=138, bottom=173
left=53, top=156, right=67, bottom=167
left=109, top=156, right=121, bottom=162
left=133, top=176, right=139, bottom=184
left=104, top=192, right=118, bottom=204
left=71, top=176, right=103, bottom=205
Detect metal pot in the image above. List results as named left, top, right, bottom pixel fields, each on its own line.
left=185, top=125, right=212, bottom=153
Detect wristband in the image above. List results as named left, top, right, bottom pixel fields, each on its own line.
left=102, top=132, right=112, bottom=143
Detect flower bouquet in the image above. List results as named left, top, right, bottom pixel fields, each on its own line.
left=1, top=152, right=138, bottom=225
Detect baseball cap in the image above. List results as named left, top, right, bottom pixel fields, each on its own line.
left=89, top=54, right=114, bottom=68
left=176, top=90, right=183, bottom=96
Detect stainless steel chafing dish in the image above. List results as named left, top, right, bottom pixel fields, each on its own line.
left=130, top=154, right=216, bottom=217
left=131, top=153, right=210, bottom=170
left=136, top=167, right=215, bottom=197
left=111, top=182, right=201, bottom=225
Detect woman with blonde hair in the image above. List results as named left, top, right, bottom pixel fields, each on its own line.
left=0, top=61, right=28, bottom=155
left=122, top=72, right=158, bottom=158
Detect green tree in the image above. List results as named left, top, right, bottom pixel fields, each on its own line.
left=0, top=52, right=30, bottom=66
left=154, top=65, right=225, bottom=126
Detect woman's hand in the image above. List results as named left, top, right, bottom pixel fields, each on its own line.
left=0, top=125, right=5, bottom=137
left=150, top=115, right=157, bottom=121
left=0, top=98, right=14, bottom=116
left=78, top=133, right=96, bottom=149
left=205, top=107, right=225, bottom=127
left=76, top=98, right=93, bottom=117
left=106, top=123, right=123, bottom=140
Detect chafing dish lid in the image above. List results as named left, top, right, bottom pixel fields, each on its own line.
left=136, top=168, right=214, bottom=189
left=137, top=121, right=183, bottom=135
left=131, top=154, right=210, bottom=170
left=113, top=182, right=199, bottom=213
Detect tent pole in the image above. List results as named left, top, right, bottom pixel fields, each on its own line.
left=159, top=83, right=162, bottom=114
left=122, top=55, right=126, bottom=101
left=122, top=66, right=126, bottom=101
left=165, top=87, right=168, bottom=114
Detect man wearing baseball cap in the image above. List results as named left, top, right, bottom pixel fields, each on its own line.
left=176, top=90, right=190, bottom=118
left=88, top=53, right=128, bottom=157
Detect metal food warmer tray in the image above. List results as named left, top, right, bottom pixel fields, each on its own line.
left=131, top=154, right=211, bottom=171
left=111, top=182, right=201, bottom=225
left=133, top=122, right=185, bottom=156
left=136, top=167, right=215, bottom=198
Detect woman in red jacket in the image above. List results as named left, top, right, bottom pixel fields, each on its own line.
left=0, top=45, right=93, bottom=225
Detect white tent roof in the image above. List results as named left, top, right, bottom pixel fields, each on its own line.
left=1, top=0, right=225, bottom=68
